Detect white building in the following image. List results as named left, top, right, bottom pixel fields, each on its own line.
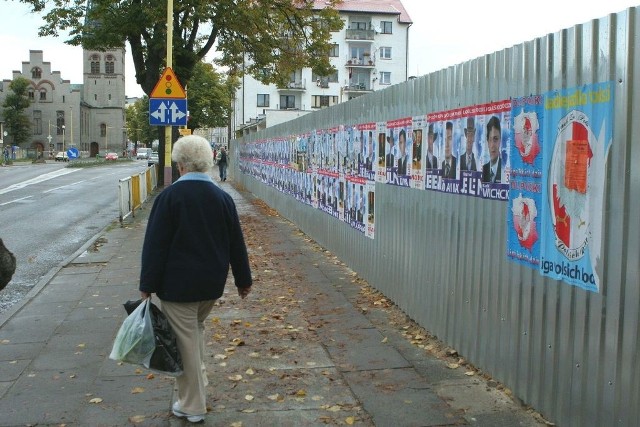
left=0, top=47, right=126, bottom=158
left=234, top=0, right=412, bottom=136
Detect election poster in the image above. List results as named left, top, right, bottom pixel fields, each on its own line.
left=410, top=115, right=426, bottom=189
left=386, top=117, right=412, bottom=187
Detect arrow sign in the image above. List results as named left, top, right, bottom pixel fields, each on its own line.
left=149, top=98, right=188, bottom=126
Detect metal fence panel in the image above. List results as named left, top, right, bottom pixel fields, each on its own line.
left=232, top=8, right=640, bottom=426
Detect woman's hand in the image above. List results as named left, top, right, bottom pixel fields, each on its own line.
left=237, top=286, right=251, bottom=299
left=140, top=291, right=151, bottom=300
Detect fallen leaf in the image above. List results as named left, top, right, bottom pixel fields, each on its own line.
left=245, top=368, right=255, bottom=375
left=327, top=405, right=341, bottom=412
left=89, top=397, right=103, bottom=404
left=131, top=387, right=145, bottom=394
left=447, top=363, right=459, bottom=369
left=346, top=416, right=355, bottom=425
left=214, top=354, right=228, bottom=360
left=230, top=422, right=243, bottom=427
left=295, top=389, right=307, bottom=397
left=129, top=415, right=146, bottom=423
left=465, top=371, right=475, bottom=376
left=245, top=395, right=254, bottom=401
left=381, top=337, right=388, bottom=343
left=77, top=343, right=86, bottom=348
left=146, top=373, right=155, bottom=379
left=228, top=374, right=243, bottom=381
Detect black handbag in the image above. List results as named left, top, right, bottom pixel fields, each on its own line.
left=124, top=299, right=183, bottom=375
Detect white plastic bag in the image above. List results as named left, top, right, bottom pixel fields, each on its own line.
left=109, top=298, right=155, bottom=365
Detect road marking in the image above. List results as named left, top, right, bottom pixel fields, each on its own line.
left=0, top=169, right=80, bottom=195
left=0, top=195, right=33, bottom=206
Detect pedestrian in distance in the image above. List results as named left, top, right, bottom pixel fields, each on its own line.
left=139, top=135, right=253, bottom=423
left=217, top=146, right=228, bottom=181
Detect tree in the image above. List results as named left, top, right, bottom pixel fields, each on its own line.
left=2, top=77, right=32, bottom=147
left=186, top=61, right=237, bottom=131
left=125, top=96, right=156, bottom=151
left=19, top=0, right=342, bottom=182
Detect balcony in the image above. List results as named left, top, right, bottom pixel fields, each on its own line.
left=345, top=57, right=375, bottom=67
left=277, top=80, right=306, bottom=91
left=343, top=83, right=372, bottom=93
left=345, top=29, right=375, bottom=41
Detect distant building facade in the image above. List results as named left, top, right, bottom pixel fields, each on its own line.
left=0, top=47, right=126, bottom=157
left=234, top=0, right=412, bottom=136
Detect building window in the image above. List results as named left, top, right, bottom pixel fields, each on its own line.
left=380, top=71, right=391, bottom=85
left=108, top=94, right=112, bottom=100
left=33, top=110, right=42, bottom=135
left=280, top=95, right=295, bottom=109
left=350, top=21, right=368, bottom=30
left=31, top=67, right=42, bottom=79
left=28, top=89, right=35, bottom=100
left=381, top=21, right=393, bottom=34
left=39, top=89, right=47, bottom=101
left=100, top=123, right=107, bottom=137
left=56, top=111, right=65, bottom=135
left=94, top=94, right=98, bottom=101
left=90, top=54, right=100, bottom=74
left=312, top=95, right=338, bottom=109
left=105, top=55, right=115, bottom=74
left=329, top=44, right=339, bottom=57
left=379, top=47, right=392, bottom=59
left=257, top=94, right=270, bottom=107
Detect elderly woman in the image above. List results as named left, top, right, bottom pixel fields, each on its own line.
left=139, top=135, right=252, bottom=423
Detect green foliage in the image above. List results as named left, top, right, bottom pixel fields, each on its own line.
left=186, top=61, right=237, bottom=130
left=20, top=0, right=344, bottom=93
left=125, top=97, right=156, bottom=148
left=2, top=77, right=32, bottom=146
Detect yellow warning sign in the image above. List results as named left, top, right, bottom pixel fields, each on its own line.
left=150, top=67, right=186, bottom=99
left=179, top=128, right=192, bottom=136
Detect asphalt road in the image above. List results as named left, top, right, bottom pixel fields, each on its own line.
left=0, top=160, right=151, bottom=314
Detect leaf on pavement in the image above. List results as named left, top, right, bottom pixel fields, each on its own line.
left=228, top=374, right=243, bottom=381
left=447, top=363, right=459, bottom=369
left=129, top=415, right=146, bottom=423
left=245, top=368, right=255, bottom=375
left=131, top=387, right=145, bottom=394
left=346, top=416, right=355, bottom=425
left=245, top=394, right=254, bottom=401
left=89, top=397, right=103, bottom=404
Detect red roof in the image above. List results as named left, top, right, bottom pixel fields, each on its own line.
left=312, top=0, right=413, bottom=24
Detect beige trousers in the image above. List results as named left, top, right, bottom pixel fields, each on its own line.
left=160, top=299, right=216, bottom=415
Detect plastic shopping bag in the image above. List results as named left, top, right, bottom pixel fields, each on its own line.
left=123, top=298, right=183, bottom=376
left=109, top=298, right=155, bottom=365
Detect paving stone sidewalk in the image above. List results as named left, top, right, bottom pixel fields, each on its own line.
left=0, top=180, right=548, bottom=426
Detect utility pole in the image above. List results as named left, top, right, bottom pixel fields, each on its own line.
left=163, top=0, right=174, bottom=186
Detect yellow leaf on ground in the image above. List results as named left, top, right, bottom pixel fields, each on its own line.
left=89, top=398, right=103, bottom=404
left=346, top=416, right=355, bottom=425
left=131, top=387, right=145, bottom=394
left=129, top=415, right=146, bottom=423
left=245, top=368, right=255, bottom=375
left=228, top=374, right=243, bottom=381
left=295, top=389, right=307, bottom=397
left=245, top=395, right=254, bottom=401
left=465, top=371, right=475, bottom=376
left=447, top=363, right=460, bottom=369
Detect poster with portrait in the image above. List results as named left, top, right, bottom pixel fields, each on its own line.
left=357, top=122, right=377, bottom=181
left=365, top=180, right=376, bottom=239
left=344, top=176, right=367, bottom=233
left=410, top=115, right=426, bottom=189
left=538, top=82, right=612, bottom=292
left=375, top=122, right=387, bottom=183
left=425, top=101, right=511, bottom=201
left=507, top=95, right=544, bottom=269
left=386, top=117, right=412, bottom=187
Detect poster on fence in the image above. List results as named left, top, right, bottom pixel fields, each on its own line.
left=386, top=117, right=413, bottom=187
left=366, top=180, right=376, bottom=239
left=538, top=82, right=612, bottom=292
left=507, top=95, right=544, bottom=269
left=375, top=122, right=387, bottom=183
left=358, top=122, right=377, bottom=181
left=410, top=115, right=426, bottom=189
left=426, top=100, right=511, bottom=201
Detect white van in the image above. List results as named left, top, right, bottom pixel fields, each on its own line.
left=136, top=148, right=152, bottom=160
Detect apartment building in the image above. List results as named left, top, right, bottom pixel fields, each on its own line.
left=234, top=0, right=412, bottom=136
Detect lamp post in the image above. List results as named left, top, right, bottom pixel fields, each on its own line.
left=62, top=125, right=66, bottom=153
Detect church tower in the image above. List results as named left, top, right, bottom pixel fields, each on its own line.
left=81, top=0, right=126, bottom=156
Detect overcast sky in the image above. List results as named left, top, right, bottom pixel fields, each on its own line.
left=1, top=0, right=638, bottom=98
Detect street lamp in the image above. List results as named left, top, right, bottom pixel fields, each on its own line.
left=62, top=125, right=66, bottom=153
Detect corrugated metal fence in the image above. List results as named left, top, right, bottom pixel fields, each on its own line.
left=233, top=8, right=640, bottom=426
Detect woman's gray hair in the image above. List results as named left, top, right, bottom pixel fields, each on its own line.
left=172, top=135, right=213, bottom=173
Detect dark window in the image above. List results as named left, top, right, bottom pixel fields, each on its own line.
left=257, top=94, right=270, bottom=107
left=105, top=55, right=115, bottom=74
left=28, top=90, right=35, bottom=100
left=381, top=21, right=393, bottom=34
left=329, top=44, right=339, bottom=57
left=31, top=67, right=42, bottom=79
left=33, top=110, right=42, bottom=135
left=56, top=111, right=65, bottom=135
left=100, top=123, right=107, bottom=137
left=280, top=95, right=295, bottom=109
left=90, top=54, right=100, bottom=74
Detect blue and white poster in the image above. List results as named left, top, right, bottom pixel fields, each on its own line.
left=539, top=82, right=613, bottom=292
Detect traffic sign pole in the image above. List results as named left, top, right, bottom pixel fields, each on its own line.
left=164, top=0, right=174, bottom=186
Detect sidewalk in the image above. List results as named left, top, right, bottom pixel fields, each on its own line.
left=0, top=179, right=548, bottom=426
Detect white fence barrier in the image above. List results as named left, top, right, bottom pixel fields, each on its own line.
left=118, top=164, right=158, bottom=222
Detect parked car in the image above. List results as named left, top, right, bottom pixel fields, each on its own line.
left=105, top=152, right=119, bottom=161
left=55, top=152, right=68, bottom=162
left=136, top=148, right=152, bottom=160
left=148, top=152, right=159, bottom=166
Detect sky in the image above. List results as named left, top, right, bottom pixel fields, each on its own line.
left=1, top=0, right=639, bottom=98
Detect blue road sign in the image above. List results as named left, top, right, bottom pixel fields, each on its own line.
left=149, top=98, right=188, bottom=126
left=67, top=147, right=79, bottom=159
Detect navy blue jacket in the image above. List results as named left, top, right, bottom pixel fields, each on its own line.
left=140, top=173, right=252, bottom=302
